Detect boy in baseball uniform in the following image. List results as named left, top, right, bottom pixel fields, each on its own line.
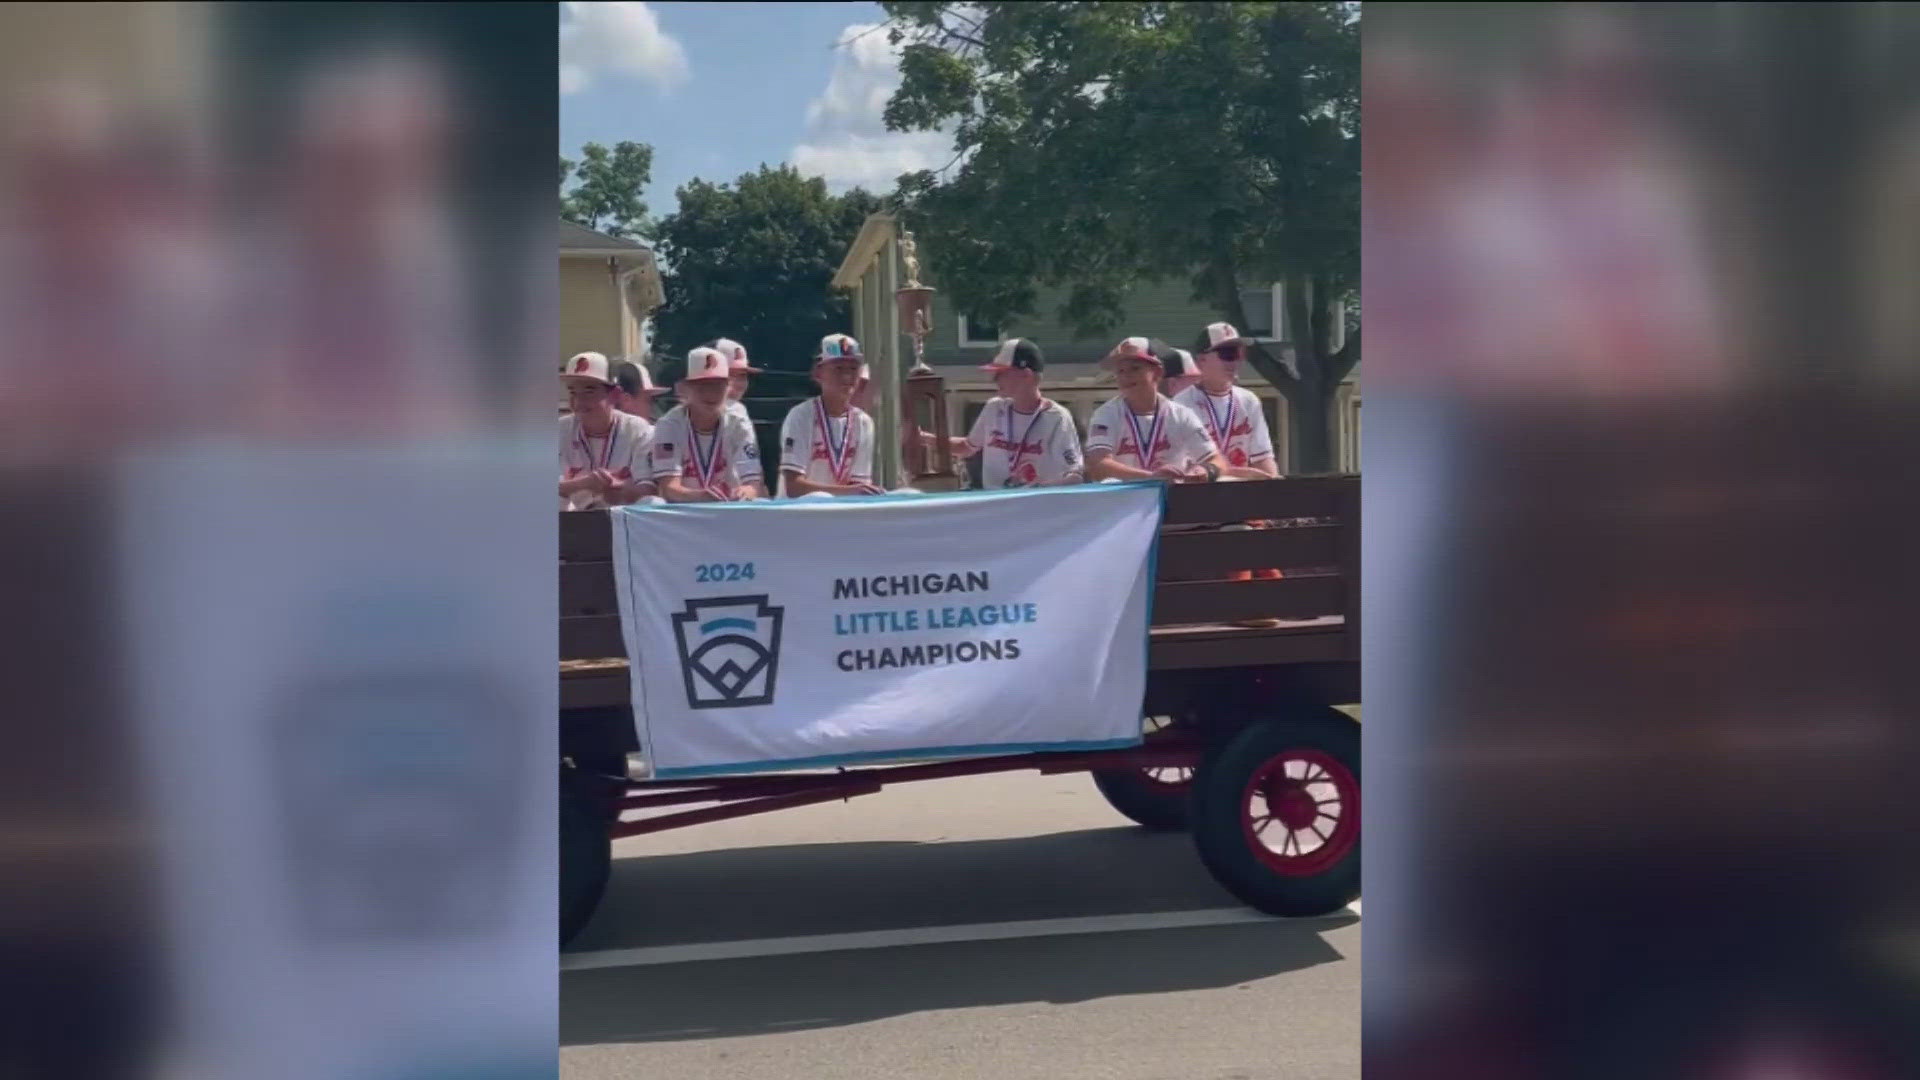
left=559, top=351, right=655, bottom=510
left=1156, top=339, right=1203, bottom=400
left=1085, top=337, right=1223, bottom=482
left=610, top=358, right=668, bottom=420
left=1175, top=322, right=1279, bottom=480
left=710, top=337, right=758, bottom=423
left=650, top=345, right=766, bottom=502
left=778, top=334, right=882, bottom=497
left=934, top=338, right=1083, bottom=487
left=1180, top=321, right=1285, bottom=593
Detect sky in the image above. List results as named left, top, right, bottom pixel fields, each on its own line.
left=559, top=1, right=953, bottom=215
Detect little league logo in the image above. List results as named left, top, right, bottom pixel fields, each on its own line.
left=671, top=595, right=784, bottom=709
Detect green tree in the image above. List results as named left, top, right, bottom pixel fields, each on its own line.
left=882, top=1, right=1359, bottom=472
left=561, top=141, right=655, bottom=240
left=651, top=165, right=883, bottom=372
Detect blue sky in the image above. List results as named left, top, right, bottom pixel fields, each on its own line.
left=560, top=1, right=952, bottom=215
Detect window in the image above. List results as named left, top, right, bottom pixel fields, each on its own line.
left=959, top=313, right=1000, bottom=347
left=1234, top=283, right=1345, bottom=351
left=1238, top=287, right=1278, bottom=339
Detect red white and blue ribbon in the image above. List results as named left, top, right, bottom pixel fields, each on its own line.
left=1122, top=403, right=1165, bottom=470
left=815, top=399, right=856, bottom=484
left=689, top=420, right=725, bottom=495
left=575, top=419, right=617, bottom=473
left=1199, top=389, right=1237, bottom=454
left=1003, top=400, right=1048, bottom=480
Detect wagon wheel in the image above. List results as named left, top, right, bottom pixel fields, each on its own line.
left=1190, top=707, right=1360, bottom=916
left=560, top=764, right=615, bottom=946
left=1091, top=714, right=1197, bottom=831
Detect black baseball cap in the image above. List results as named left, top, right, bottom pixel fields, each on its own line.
left=1149, top=339, right=1197, bottom=378
left=611, top=358, right=668, bottom=396
left=1194, top=321, right=1254, bottom=354
left=979, top=337, right=1045, bottom=373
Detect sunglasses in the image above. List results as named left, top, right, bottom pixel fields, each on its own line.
left=1212, top=346, right=1244, bottom=362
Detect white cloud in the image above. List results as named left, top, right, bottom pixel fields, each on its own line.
left=559, top=1, right=689, bottom=96
left=791, top=22, right=952, bottom=193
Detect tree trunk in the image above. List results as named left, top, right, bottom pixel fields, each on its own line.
left=1280, top=378, right=1337, bottom=475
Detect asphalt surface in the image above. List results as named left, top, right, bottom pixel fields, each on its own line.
left=560, top=769, right=1360, bottom=1080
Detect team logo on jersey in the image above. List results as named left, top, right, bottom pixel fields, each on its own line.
left=672, top=595, right=784, bottom=709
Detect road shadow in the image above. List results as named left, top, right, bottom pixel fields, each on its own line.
left=561, top=919, right=1353, bottom=1046
left=560, top=826, right=1356, bottom=1046
left=569, top=826, right=1254, bottom=951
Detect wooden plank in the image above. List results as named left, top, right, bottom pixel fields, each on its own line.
left=1338, top=480, right=1361, bottom=661
left=1150, top=628, right=1350, bottom=670
left=560, top=510, right=612, bottom=562
left=1161, top=475, right=1356, bottom=526
left=560, top=562, right=618, bottom=618
left=561, top=616, right=625, bottom=661
left=1152, top=573, right=1345, bottom=625
left=561, top=673, right=631, bottom=711
left=1155, top=524, right=1341, bottom=577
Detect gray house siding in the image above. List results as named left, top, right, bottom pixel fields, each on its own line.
left=919, top=276, right=1226, bottom=365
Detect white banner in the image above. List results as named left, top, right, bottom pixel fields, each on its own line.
left=609, top=483, right=1164, bottom=778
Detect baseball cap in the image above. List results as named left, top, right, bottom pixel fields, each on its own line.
left=1101, top=336, right=1163, bottom=368
left=1151, top=339, right=1198, bottom=378
left=682, top=345, right=732, bottom=382
left=979, top=337, right=1045, bottom=373
left=710, top=337, right=763, bottom=375
left=562, top=351, right=615, bottom=385
left=1194, top=321, right=1253, bottom=354
left=612, top=359, right=669, bottom=396
left=816, top=333, right=863, bottom=362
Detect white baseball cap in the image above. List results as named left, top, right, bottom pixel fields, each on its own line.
left=711, top=337, right=763, bottom=375
left=816, top=333, right=862, bottom=363
left=563, top=351, right=614, bottom=385
left=683, top=346, right=732, bottom=383
left=1101, top=336, right=1163, bottom=368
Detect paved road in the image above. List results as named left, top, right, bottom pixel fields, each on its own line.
left=561, top=769, right=1359, bottom=1080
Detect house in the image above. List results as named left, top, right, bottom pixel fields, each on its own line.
left=831, top=213, right=1359, bottom=479
left=559, top=219, right=662, bottom=365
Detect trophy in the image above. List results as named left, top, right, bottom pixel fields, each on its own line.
left=895, top=230, right=955, bottom=484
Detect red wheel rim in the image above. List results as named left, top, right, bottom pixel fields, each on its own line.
left=1241, top=748, right=1358, bottom=876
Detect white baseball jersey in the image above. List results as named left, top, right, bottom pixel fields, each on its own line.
left=778, top=398, right=876, bottom=494
left=648, top=404, right=764, bottom=499
left=559, top=411, right=653, bottom=510
left=1085, top=395, right=1217, bottom=473
left=726, top=399, right=749, bottom=422
left=1173, top=384, right=1275, bottom=469
left=966, top=397, right=1083, bottom=488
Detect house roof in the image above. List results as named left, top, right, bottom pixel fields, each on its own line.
left=560, top=218, right=648, bottom=254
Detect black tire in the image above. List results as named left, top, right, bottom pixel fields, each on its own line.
left=560, top=765, right=614, bottom=947
left=1190, top=708, right=1360, bottom=917
left=1091, top=767, right=1193, bottom=830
